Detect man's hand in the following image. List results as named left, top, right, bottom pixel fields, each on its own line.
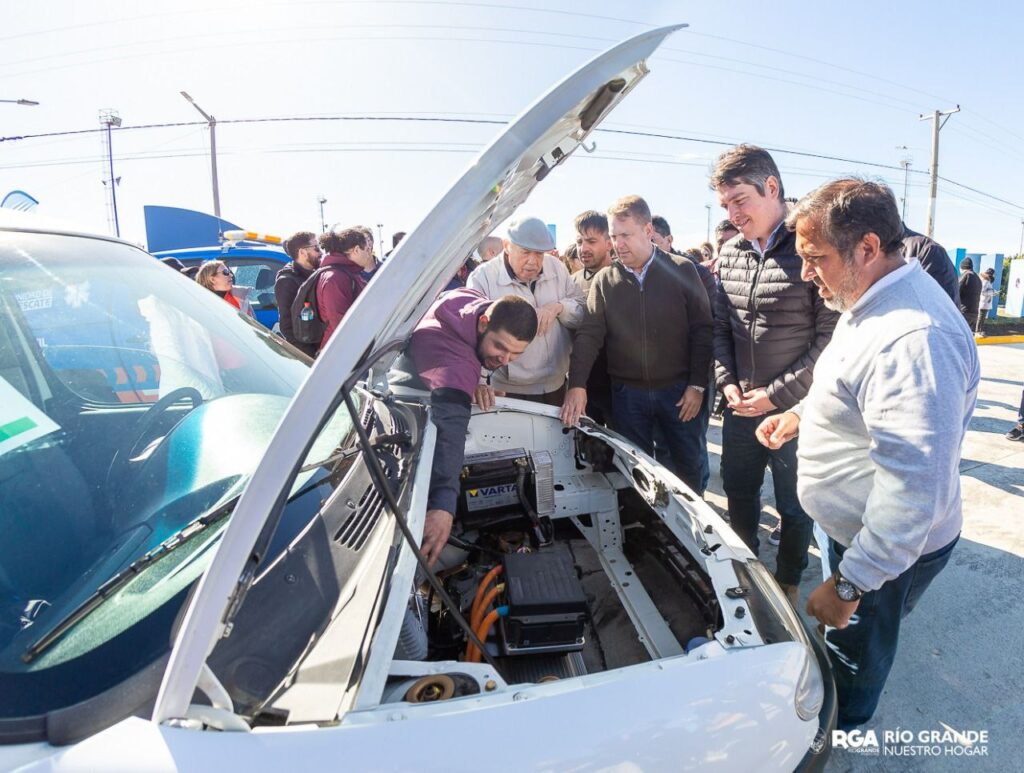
left=722, top=383, right=743, bottom=409
left=731, top=387, right=774, bottom=418
left=806, top=579, right=860, bottom=629
left=560, top=386, right=588, bottom=426
left=535, top=302, right=564, bottom=337
left=421, top=509, right=454, bottom=568
left=473, top=384, right=504, bottom=410
left=676, top=386, right=704, bottom=422
left=755, top=411, right=800, bottom=450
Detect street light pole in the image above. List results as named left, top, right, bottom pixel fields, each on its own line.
left=896, top=146, right=912, bottom=221
left=704, top=204, right=711, bottom=243
left=318, top=196, right=327, bottom=233
left=181, top=91, right=221, bottom=218
left=1019, top=219, right=1023, bottom=258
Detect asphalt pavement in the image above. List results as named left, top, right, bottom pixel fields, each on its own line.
left=702, top=342, right=1023, bottom=773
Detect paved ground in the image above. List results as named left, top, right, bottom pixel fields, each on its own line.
left=702, top=343, right=1023, bottom=772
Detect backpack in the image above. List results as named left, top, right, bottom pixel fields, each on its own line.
left=290, top=266, right=359, bottom=345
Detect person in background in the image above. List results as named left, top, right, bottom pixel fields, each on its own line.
left=572, top=210, right=615, bottom=425
left=957, top=257, right=982, bottom=331
left=652, top=224, right=718, bottom=491
left=276, top=231, right=323, bottom=357
left=467, top=216, right=585, bottom=406
left=699, top=241, right=715, bottom=263
left=562, top=195, right=713, bottom=495
left=902, top=225, right=959, bottom=305
left=385, top=230, right=407, bottom=259
left=1007, top=386, right=1024, bottom=442
left=317, top=226, right=374, bottom=349
left=560, top=242, right=582, bottom=275
left=159, top=256, right=186, bottom=272
left=977, top=267, right=996, bottom=336
left=758, top=177, right=978, bottom=730
left=196, top=260, right=255, bottom=318
left=710, top=144, right=838, bottom=606
left=650, top=215, right=677, bottom=253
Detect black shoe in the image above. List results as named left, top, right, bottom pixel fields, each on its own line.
left=1007, top=424, right=1024, bottom=442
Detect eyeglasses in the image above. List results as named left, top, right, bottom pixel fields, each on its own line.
left=303, top=244, right=322, bottom=252
left=219, top=268, right=234, bottom=278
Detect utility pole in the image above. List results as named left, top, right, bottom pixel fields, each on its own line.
left=318, top=196, right=327, bottom=233
left=181, top=91, right=221, bottom=218
left=918, top=106, right=960, bottom=238
left=99, top=109, right=122, bottom=237
left=896, top=146, right=912, bottom=221
left=704, top=204, right=711, bottom=243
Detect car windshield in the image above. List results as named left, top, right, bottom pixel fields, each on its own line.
left=0, top=228, right=355, bottom=717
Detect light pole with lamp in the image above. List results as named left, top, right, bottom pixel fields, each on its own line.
left=704, top=204, right=711, bottom=243
left=318, top=196, right=327, bottom=233
left=181, top=91, right=221, bottom=218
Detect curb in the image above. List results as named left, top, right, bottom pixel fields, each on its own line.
left=975, top=334, right=1024, bottom=345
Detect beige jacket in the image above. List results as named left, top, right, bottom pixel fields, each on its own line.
left=467, top=254, right=585, bottom=394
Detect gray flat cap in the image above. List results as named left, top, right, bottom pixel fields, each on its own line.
left=507, top=216, right=555, bottom=252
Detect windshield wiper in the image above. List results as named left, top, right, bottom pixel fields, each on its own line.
left=22, top=498, right=238, bottom=663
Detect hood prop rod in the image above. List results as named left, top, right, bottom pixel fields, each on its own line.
left=342, top=390, right=505, bottom=679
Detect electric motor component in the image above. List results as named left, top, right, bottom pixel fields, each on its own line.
left=499, top=545, right=588, bottom=655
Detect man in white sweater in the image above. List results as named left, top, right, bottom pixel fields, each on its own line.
left=467, top=216, right=585, bottom=406
left=755, top=178, right=979, bottom=730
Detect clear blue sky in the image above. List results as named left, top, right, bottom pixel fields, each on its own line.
left=2, top=0, right=1022, bottom=255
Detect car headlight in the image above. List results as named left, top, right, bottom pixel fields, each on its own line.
left=734, top=560, right=824, bottom=721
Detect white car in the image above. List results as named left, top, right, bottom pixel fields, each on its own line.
left=0, top=25, right=834, bottom=772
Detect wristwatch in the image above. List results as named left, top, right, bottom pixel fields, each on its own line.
left=691, top=385, right=706, bottom=393
left=833, top=571, right=863, bottom=602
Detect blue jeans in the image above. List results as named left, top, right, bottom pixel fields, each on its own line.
left=721, top=407, right=812, bottom=586
left=827, top=535, right=958, bottom=730
left=612, top=380, right=707, bottom=496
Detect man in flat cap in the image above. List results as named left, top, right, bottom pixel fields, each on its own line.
left=467, top=215, right=586, bottom=407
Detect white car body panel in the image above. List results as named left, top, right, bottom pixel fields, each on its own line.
left=14, top=643, right=812, bottom=773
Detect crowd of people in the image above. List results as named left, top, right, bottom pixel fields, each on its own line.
left=173, top=142, right=993, bottom=732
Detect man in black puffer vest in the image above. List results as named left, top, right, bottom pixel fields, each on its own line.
left=275, top=231, right=323, bottom=357
left=710, top=145, right=839, bottom=606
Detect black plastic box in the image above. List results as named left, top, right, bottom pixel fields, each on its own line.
left=500, top=546, right=588, bottom=655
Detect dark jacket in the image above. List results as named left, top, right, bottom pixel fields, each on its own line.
left=568, top=247, right=713, bottom=390
left=902, top=227, right=959, bottom=306
left=317, top=253, right=368, bottom=348
left=958, top=270, right=982, bottom=315
left=713, top=227, right=838, bottom=410
left=274, top=260, right=318, bottom=357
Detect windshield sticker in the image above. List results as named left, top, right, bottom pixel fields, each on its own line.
left=15, top=288, right=53, bottom=312
left=64, top=281, right=91, bottom=308
left=0, top=376, right=61, bottom=458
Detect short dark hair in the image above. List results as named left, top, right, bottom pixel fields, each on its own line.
left=574, top=210, right=608, bottom=236
left=709, top=144, right=785, bottom=200
left=283, top=230, right=317, bottom=261
left=785, top=178, right=904, bottom=260
left=485, top=295, right=538, bottom=342
left=160, top=256, right=185, bottom=271
left=320, top=226, right=368, bottom=256
left=608, top=195, right=652, bottom=225
left=960, top=257, right=974, bottom=270
left=392, top=231, right=407, bottom=248
left=714, top=219, right=738, bottom=238
left=651, top=215, right=671, bottom=239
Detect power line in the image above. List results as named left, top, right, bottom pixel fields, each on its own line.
left=3, top=113, right=1021, bottom=212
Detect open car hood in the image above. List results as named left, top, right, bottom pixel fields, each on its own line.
left=153, top=24, right=685, bottom=725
